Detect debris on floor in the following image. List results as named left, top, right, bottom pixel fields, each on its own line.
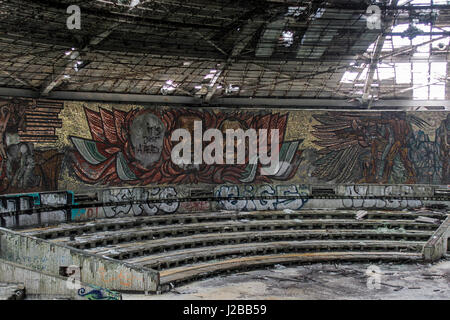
left=123, top=261, right=450, bottom=300
left=415, top=216, right=441, bottom=224
left=355, top=210, right=368, bottom=220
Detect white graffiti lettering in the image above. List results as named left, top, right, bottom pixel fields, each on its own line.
left=215, top=185, right=309, bottom=211
left=102, top=187, right=180, bottom=218
left=342, top=185, right=423, bottom=209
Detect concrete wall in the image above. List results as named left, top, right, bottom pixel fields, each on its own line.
left=67, top=183, right=450, bottom=223
left=423, top=216, right=450, bottom=261
left=0, top=227, right=159, bottom=293
left=0, top=191, right=73, bottom=228
left=214, top=184, right=449, bottom=211
left=0, top=258, right=121, bottom=300
left=0, top=184, right=447, bottom=226
left=0, top=99, right=447, bottom=225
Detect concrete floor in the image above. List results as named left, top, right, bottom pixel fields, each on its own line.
left=124, top=259, right=450, bottom=300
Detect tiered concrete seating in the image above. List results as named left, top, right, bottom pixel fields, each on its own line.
left=20, top=209, right=447, bottom=291
left=158, top=252, right=423, bottom=289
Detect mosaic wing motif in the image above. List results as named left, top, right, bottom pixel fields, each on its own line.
left=311, top=112, right=379, bottom=183
left=71, top=106, right=140, bottom=185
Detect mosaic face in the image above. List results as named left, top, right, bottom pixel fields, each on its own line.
left=130, top=112, right=165, bottom=169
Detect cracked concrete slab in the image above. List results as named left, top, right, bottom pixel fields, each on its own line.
left=123, top=260, right=450, bottom=300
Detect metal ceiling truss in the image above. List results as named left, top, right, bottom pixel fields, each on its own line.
left=1, top=87, right=449, bottom=111
left=0, top=0, right=449, bottom=103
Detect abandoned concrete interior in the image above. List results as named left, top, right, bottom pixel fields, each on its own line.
left=0, top=0, right=449, bottom=301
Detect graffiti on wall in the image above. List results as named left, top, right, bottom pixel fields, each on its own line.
left=0, top=99, right=65, bottom=194
left=72, top=187, right=181, bottom=220
left=310, top=112, right=450, bottom=185
left=78, top=286, right=121, bottom=300
left=70, top=107, right=304, bottom=186
left=340, top=185, right=423, bottom=209
left=98, top=266, right=138, bottom=288
left=215, top=185, right=309, bottom=211
left=180, top=201, right=210, bottom=212
left=0, top=191, right=73, bottom=228
left=1, top=245, right=74, bottom=272
left=102, top=187, right=180, bottom=218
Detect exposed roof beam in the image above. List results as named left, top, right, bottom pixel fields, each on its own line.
left=1, top=87, right=449, bottom=110
left=249, top=62, right=351, bottom=99
left=378, top=35, right=448, bottom=61
left=40, top=25, right=119, bottom=95
left=213, top=97, right=450, bottom=110
left=256, top=19, right=287, bottom=58
left=0, top=70, right=37, bottom=90
left=389, top=32, right=450, bottom=36
left=39, top=2, right=151, bottom=96
left=363, top=34, right=386, bottom=104
left=195, top=31, right=228, bottom=56
left=204, top=16, right=265, bottom=102
left=363, top=0, right=399, bottom=108
left=27, top=0, right=224, bottom=30
left=265, top=1, right=450, bottom=11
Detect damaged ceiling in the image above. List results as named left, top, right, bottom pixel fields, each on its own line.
left=0, top=0, right=449, bottom=108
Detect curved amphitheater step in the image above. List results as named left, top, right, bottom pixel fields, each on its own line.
left=22, top=210, right=445, bottom=240
left=124, top=240, right=426, bottom=270
left=83, top=229, right=434, bottom=260
left=157, top=252, right=423, bottom=290
left=18, top=209, right=447, bottom=290
left=22, top=213, right=442, bottom=250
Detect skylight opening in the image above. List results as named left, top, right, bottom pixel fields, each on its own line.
left=398, top=0, right=439, bottom=5
left=129, top=0, right=140, bottom=8
left=281, top=31, right=294, bottom=47
left=116, top=0, right=140, bottom=7
left=412, top=62, right=447, bottom=100
left=161, top=80, right=177, bottom=95
left=357, top=68, right=369, bottom=81
left=377, top=63, right=395, bottom=81
left=226, top=84, right=240, bottom=94
left=413, top=85, right=429, bottom=100
left=432, top=37, right=450, bottom=50
left=312, top=8, right=325, bottom=20
left=413, top=62, right=429, bottom=85
left=389, top=24, right=411, bottom=50
left=429, top=84, right=445, bottom=99
left=341, top=71, right=359, bottom=83
left=286, top=6, right=307, bottom=17
left=430, top=62, right=447, bottom=81
left=341, top=3, right=448, bottom=101
left=395, top=63, right=412, bottom=84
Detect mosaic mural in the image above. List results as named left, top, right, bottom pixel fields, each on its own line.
left=70, top=106, right=303, bottom=185
left=0, top=99, right=65, bottom=194
left=0, top=99, right=448, bottom=194
left=312, top=111, right=435, bottom=184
